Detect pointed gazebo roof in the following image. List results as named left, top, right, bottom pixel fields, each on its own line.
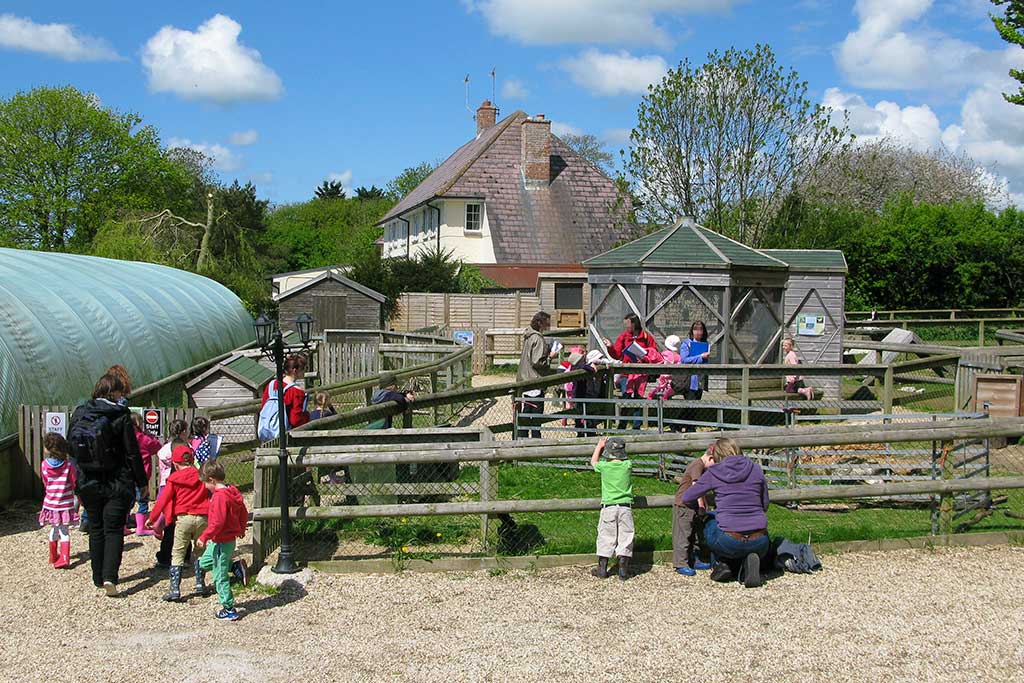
left=584, top=217, right=788, bottom=270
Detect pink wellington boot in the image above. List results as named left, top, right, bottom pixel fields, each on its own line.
left=135, top=513, right=154, bottom=536
left=48, top=540, right=58, bottom=565
left=54, top=541, right=71, bottom=569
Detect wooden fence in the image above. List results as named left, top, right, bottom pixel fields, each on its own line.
left=846, top=308, right=1024, bottom=322
left=14, top=405, right=195, bottom=501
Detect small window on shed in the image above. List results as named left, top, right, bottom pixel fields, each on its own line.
left=554, top=283, right=583, bottom=310
left=465, top=203, right=482, bottom=232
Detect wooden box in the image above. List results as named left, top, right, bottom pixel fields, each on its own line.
left=972, top=374, right=1024, bottom=417
left=556, top=309, right=585, bottom=328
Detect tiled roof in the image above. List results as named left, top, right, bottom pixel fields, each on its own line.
left=585, top=218, right=787, bottom=269
left=477, top=263, right=584, bottom=289
left=379, top=111, right=637, bottom=264
left=223, top=356, right=275, bottom=387
left=762, top=249, right=848, bottom=272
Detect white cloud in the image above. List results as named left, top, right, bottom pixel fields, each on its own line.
left=0, top=14, right=121, bottom=61
left=142, top=14, right=282, bottom=103
left=823, top=87, right=943, bottom=151
left=326, top=170, right=355, bottom=195
left=603, top=127, right=633, bottom=147
left=835, top=0, right=1019, bottom=91
left=466, top=0, right=734, bottom=47
left=167, top=137, right=243, bottom=172
left=228, top=129, right=259, bottom=146
left=248, top=171, right=273, bottom=186
left=561, top=49, right=668, bottom=96
left=551, top=121, right=583, bottom=138
left=501, top=78, right=529, bottom=100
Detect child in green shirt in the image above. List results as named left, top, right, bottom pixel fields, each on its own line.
left=591, top=437, right=634, bottom=580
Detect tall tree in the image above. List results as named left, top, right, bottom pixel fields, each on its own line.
left=992, top=0, right=1024, bottom=104
left=0, top=86, right=191, bottom=249
left=354, top=185, right=387, bottom=200
left=386, top=161, right=437, bottom=201
left=559, top=133, right=615, bottom=172
left=624, top=44, right=849, bottom=246
left=315, top=180, right=346, bottom=199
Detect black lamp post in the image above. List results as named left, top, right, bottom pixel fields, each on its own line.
left=254, top=312, right=315, bottom=574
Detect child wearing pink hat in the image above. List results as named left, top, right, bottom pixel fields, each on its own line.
left=647, top=334, right=682, bottom=400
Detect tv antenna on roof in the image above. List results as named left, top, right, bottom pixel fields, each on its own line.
left=464, top=74, right=473, bottom=117
left=490, top=68, right=496, bottom=103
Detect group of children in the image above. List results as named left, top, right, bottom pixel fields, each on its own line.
left=37, top=415, right=249, bottom=621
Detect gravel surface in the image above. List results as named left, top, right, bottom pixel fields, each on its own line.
left=1, top=507, right=1023, bottom=683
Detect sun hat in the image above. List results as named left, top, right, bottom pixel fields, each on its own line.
left=605, top=437, right=627, bottom=459
left=664, top=335, right=681, bottom=352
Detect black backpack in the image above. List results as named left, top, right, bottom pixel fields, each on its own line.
left=68, top=405, right=121, bottom=474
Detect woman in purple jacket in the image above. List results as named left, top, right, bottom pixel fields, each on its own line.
left=682, top=437, right=770, bottom=588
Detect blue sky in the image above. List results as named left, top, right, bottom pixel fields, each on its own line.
left=1, top=1, right=1022, bottom=204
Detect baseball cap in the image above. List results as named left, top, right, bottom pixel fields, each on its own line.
left=171, top=445, right=194, bottom=465
left=379, top=372, right=397, bottom=389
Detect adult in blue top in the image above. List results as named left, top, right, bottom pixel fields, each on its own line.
left=678, top=320, right=711, bottom=399
left=682, top=437, right=771, bottom=588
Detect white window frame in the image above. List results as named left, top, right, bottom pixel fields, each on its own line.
left=465, top=202, right=483, bottom=233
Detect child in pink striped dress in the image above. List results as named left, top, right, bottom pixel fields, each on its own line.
left=39, top=433, right=79, bottom=569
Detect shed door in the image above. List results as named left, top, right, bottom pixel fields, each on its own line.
left=313, top=293, right=347, bottom=333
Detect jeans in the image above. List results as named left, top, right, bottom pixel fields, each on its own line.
left=79, top=484, right=134, bottom=586
left=199, top=540, right=236, bottom=609
left=703, top=517, right=770, bottom=563
left=518, top=398, right=543, bottom=439
left=136, top=487, right=149, bottom=516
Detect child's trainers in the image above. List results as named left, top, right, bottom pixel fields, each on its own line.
left=216, top=608, right=240, bottom=621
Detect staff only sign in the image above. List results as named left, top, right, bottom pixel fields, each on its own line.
left=142, top=408, right=162, bottom=438
left=44, top=412, right=67, bottom=438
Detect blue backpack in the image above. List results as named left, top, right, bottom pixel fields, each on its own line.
left=258, top=380, right=294, bottom=442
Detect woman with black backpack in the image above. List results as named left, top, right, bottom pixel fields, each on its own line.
left=68, top=372, right=148, bottom=596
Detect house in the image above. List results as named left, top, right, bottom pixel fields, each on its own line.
left=377, top=101, right=638, bottom=289
left=275, top=270, right=385, bottom=334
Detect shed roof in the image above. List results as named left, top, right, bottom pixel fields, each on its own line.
left=186, top=355, right=274, bottom=392
left=761, top=249, right=848, bottom=272
left=277, top=271, right=386, bottom=304
left=584, top=218, right=787, bottom=269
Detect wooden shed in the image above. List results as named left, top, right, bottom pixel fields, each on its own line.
left=584, top=217, right=847, bottom=396
left=185, top=355, right=274, bottom=443
left=536, top=272, right=591, bottom=328
left=276, top=271, right=385, bottom=334
left=763, top=249, right=848, bottom=398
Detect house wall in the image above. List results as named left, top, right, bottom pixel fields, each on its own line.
left=781, top=270, right=846, bottom=399
left=279, top=279, right=382, bottom=333
left=383, top=200, right=497, bottom=265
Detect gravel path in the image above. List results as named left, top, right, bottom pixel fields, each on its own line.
left=1, top=507, right=1022, bottom=683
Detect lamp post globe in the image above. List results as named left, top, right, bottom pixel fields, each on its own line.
left=253, top=314, right=274, bottom=348
left=295, top=313, right=315, bottom=345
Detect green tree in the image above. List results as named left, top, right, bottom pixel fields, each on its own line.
left=559, top=132, right=615, bottom=172
left=0, top=86, right=192, bottom=249
left=386, top=161, right=437, bottom=201
left=355, top=185, right=387, bottom=200
left=624, top=44, right=849, bottom=246
left=992, top=0, right=1024, bottom=104
left=315, top=180, right=346, bottom=199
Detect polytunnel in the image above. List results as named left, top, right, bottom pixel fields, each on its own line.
left=0, top=248, right=254, bottom=438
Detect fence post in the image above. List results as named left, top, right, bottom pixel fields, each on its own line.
left=939, top=440, right=954, bottom=535
left=882, top=366, right=894, bottom=415
left=251, top=459, right=265, bottom=571
left=479, top=430, right=493, bottom=552
left=740, top=367, right=750, bottom=427
left=430, top=371, right=439, bottom=424
left=978, top=320, right=985, bottom=346
left=364, top=387, right=373, bottom=407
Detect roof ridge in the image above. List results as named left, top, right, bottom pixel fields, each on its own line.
left=438, top=110, right=526, bottom=197
left=638, top=220, right=684, bottom=263
left=691, top=223, right=731, bottom=264
left=583, top=225, right=668, bottom=265
left=699, top=225, right=789, bottom=266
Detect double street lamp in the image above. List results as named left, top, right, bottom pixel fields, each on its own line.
left=253, top=312, right=315, bottom=574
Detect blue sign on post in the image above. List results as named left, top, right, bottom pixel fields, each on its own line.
left=453, top=330, right=475, bottom=346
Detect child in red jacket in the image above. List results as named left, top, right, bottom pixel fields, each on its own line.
left=130, top=412, right=161, bottom=536
left=196, top=460, right=249, bottom=621
left=146, top=445, right=211, bottom=602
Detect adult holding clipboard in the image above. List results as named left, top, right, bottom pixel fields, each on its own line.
left=678, top=320, right=712, bottom=400
left=603, top=313, right=660, bottom=429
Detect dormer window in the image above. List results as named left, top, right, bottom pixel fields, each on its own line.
left=465, top=203, right=482, bottom=233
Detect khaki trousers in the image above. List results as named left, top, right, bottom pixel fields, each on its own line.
left=596, top=505, right=634, bottom=558
left=172, top=514, right=207, bottom=566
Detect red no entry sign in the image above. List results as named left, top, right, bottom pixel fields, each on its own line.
left=144, top=410, right=159, bottom=425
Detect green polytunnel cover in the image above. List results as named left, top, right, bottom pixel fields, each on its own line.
left=0, top=248, right=254, bottom=438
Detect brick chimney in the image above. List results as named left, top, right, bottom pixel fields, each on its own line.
left=521, top=113, right=551, bottom=185
left=476, top=100, right=498, bottom=137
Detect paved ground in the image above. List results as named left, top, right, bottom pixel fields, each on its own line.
left=1, top=506, right=1022, bottom=682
